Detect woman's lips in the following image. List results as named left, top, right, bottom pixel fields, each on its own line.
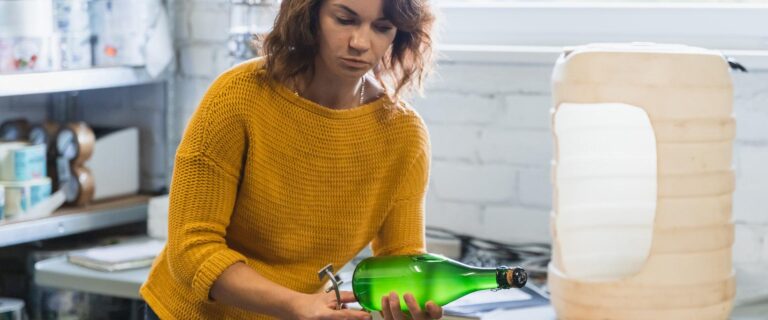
left=340, top=57, right=369, bottom=68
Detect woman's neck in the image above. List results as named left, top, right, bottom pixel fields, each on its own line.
left=296, top=62, right=366, bottom=110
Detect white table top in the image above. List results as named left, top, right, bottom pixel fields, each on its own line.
left=35, top=255, right=150, bottom=300
left=34, top=254, right=768, bottom=319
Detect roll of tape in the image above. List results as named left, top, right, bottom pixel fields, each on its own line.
left=29, top=122, right=60, bottom=148
left=52, top=155, right=68, bottom=194
left=56, top=122, right=95, bottom=165
left=0, top=119, right=31, bottom=142
left=63, top=166, right=94, bottom=206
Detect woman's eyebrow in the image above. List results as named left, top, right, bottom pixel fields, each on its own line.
left=333, top=4, right=389, bottom=21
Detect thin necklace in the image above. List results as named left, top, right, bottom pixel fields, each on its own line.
left=294, top=77, right=366, bottom=108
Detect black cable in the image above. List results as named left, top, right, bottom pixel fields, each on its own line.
left=425, top=226, right=551, bottom=277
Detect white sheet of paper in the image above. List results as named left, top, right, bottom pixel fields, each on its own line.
left=444, top=288, right=532, bottom=307
left=483, top=305, right=557, bottom=320
left=74, top=239, right=165, bottom=263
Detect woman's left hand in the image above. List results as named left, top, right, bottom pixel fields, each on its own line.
left=380, top=291, right=443, bottom=320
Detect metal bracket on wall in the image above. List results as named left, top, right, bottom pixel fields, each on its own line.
left=48, top=91, right=80, bottom=123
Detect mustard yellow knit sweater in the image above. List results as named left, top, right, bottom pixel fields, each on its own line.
left=139, top=57, right=430, bottom=319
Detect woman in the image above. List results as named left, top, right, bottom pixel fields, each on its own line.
left=140, top=0, right=440, bottom=319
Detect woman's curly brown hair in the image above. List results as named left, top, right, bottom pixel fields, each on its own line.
left=259, top=0, right=436, bottom=101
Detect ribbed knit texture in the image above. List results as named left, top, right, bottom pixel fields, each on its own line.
left=139, top=57, right=431, bottom=320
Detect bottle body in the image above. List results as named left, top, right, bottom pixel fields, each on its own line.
left=351, top=253, right=526, bottom=311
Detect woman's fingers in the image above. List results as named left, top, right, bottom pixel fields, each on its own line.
left=339, top=291, right=358, bottom=303
left=388, top=292, right=405, bottom=320
left=335, top=309, right=372, bottom=320
left=381, top=292, right=440, bottom=320
left=403, top=293, right=424, bottom=320
left=381, top=295, right=394, bottom=320
left=425, top=301, right=443, bottom=319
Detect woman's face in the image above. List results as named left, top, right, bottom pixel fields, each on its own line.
left=315, top=0, right=397, bottom=80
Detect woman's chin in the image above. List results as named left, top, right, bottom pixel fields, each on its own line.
left=336, top=64, right=370, bottom=78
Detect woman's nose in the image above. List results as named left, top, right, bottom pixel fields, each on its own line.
left=349, top=28, right=371, bottom=53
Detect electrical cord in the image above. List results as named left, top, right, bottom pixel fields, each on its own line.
left=425, top=226, right=551, bottom=279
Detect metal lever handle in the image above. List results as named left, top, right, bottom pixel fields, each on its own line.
left=318, top=264, right=344, bottom=310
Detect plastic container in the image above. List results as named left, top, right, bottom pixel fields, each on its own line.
left=0, top=178, right=52, bottom=219
left=0, top=143, right=47, bottom=181
left=0, top=0, right=55, bottom=73
left=53, top=0, right=93, bottom=69
left=89, top=0, right=161, bottom=67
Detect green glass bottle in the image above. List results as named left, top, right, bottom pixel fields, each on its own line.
left=352, top=253, right=527, bottom=312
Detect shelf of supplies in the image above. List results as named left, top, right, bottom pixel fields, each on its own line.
left=0, top=195, right=150, bottom=247
left=0, top=67, right=161, bottom=97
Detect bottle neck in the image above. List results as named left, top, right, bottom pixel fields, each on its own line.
left=496, top=266, right=527, bottom=289
left=462, top=265, right=528, bottom=291
left=495, top=266, right=515, bottom=289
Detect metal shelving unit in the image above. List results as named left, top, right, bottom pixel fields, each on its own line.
left=0, top=67, right=161, bottom=97
left=0, top=65, right=169, bottom=248
left=0, top=195, right=150, bottom=247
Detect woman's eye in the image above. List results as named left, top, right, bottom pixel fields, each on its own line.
left=375, top=25, right=394, bottom=33
left=336, top=17, right=355, bottom=25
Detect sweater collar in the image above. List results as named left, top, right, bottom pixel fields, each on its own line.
left=269, top=76, right=391, bottom=120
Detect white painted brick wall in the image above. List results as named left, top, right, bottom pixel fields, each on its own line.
left=517, top=168, right=552, bottom=209
left=414, top=92, right=503, bottom=124
left=484, top=206, right=550, bottom=244
left=169, top=0, right=236, bottom=147
left=734, top=145, right=768, bottom=224
left=415, top=62, right=556, bottom=245
left=188, top=2, right=230, bottom=42
left=478, top=129, right=552, bottom=166
left=428, top=124, right=479, bottom=162
left=730, top=71, right=768, bottom=302
left=426, top=63, right=552, bottom=94
left=734, top=224, right=764, bottom=265
left=174, top=2, right=768, bottom=297
left=431, top=162, right=517, bottom=203
left=179, top=44, right=220, bottom=77
left=424, top=192, right=486, bottom=236
left=500, top=94, right=552, bottom=130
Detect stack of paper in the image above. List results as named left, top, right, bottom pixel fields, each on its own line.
left=67, top=239, right=165, bottom=272
left=442, top=286, right=549, bottom=319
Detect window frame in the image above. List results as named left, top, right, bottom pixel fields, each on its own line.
left=433, top=1, right=768, bottom=68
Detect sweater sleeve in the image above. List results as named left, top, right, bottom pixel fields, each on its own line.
left=372, top=133, right=431, bottom=257
left=164, top=77, right=248, bottom=300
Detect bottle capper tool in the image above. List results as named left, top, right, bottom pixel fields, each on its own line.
left=318, top=264, right=344, bottom=310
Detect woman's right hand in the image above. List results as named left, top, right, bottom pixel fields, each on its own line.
left=290, top=290, right=372, bottom=320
